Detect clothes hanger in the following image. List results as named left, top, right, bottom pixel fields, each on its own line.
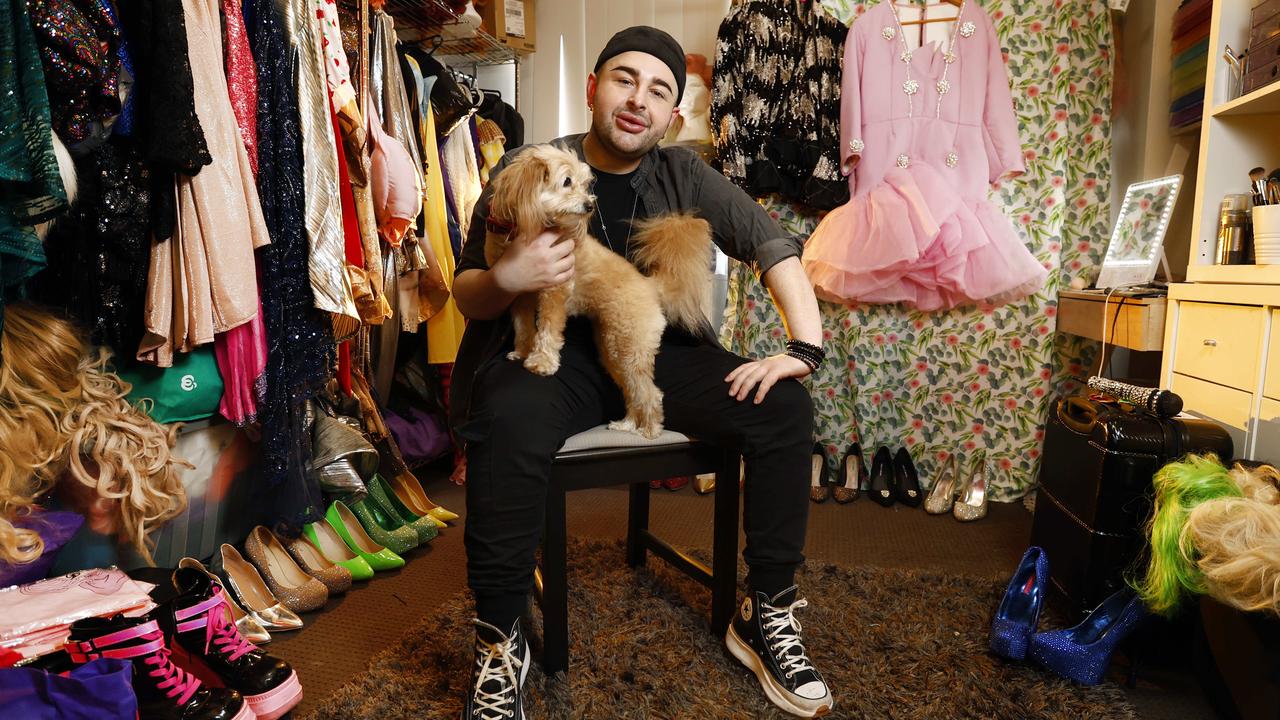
left=898, top=0, right=963, bottom=25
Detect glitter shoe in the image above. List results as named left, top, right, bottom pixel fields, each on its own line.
left=989, top=546, right=1049, bottom=660
left=1028, top=589, right=1147, bottom=685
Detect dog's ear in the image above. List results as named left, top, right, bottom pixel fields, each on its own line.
left=491, top=154, right=548, bottom=238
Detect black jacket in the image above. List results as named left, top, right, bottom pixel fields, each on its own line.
left=448, top=133, right=802, bottom=436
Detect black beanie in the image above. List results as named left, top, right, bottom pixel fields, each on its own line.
left=593, top=26, right=686, bottom=103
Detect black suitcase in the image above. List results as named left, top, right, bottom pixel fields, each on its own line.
left=1031, top=394, right=1233, bottom=617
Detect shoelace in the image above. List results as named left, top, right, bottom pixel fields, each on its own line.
left=472, top=634, right=523, bottom=719
left=762, top=598, right=818, bottom=679
left=205, top=597, right=256, bottom=662
left=139, top=627, right=203, bottom=703
left=175, top=588, right=257, bottom=663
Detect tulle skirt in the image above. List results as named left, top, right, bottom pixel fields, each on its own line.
left=802, top=164, right=1047, bottom=311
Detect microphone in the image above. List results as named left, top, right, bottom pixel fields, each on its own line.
left=1087, top=376, right=1184, bottom=417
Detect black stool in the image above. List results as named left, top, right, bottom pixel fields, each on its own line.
left=532, top=425, right=741, bottom=675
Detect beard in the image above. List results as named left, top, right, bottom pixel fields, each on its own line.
left=591, top=107, right=669, bottom=161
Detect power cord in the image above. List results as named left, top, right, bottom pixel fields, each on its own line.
left=1096, top=287, right=1124, bottom=377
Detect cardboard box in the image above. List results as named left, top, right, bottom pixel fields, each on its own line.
left=477, top=0, right=536, bottom=54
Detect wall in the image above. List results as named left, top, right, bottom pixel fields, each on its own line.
left=1110, top=0, right=1198, bottom=282
left=518, top=0, right=731, bottom=143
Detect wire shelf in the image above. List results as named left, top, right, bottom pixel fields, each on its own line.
left=382, top=0, right=518, bottom=66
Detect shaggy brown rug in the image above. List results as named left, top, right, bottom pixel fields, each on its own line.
left=304, top=538, right=1137, bottom=719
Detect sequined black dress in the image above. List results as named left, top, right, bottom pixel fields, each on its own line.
left=711, top=0, right=848, bottom=210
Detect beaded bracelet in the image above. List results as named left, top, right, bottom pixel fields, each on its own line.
left=785, top=339, right=826, bottom=371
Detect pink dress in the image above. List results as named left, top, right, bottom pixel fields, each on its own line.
left=802, top=1, right=1046, bottom=311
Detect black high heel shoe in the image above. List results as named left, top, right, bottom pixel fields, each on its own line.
left=809, top=443, right=831, bottom=503
left=869, top=446, right=896, bottom=507
left=893, top=448, right=923, bottom=507
left=834, top=443, right=865, bottom=503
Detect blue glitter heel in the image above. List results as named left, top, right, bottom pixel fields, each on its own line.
left=989, top=546, right=1048, bottom=660
left=1028, top=589, right=1147, bottom=685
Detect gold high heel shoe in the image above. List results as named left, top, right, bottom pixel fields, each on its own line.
left=386, top=468, right=458, bottom=524
left=953, top=455, right=989, bottom=522
left=215, top=543, right=305, bottom=632
left=243, top=527, right=330, bottom=613
left=176, top=557, right=272, bottom=645
left=924, top=455, right=959, bottom=515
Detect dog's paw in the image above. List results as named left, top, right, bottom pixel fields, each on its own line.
left=607, top=418, right=637, bottom=434
left=635, top=422, right=664, bottom=440
left=506, top=350, right=525, bottom=361
left=523, top=352, right=560, bottom=376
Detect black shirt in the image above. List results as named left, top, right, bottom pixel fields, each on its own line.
left=588, top=168, right=646, bottom=261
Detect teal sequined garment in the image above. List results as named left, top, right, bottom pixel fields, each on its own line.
left=1, top=0, right=66, bottom=346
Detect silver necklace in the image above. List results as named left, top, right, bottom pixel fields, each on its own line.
left=886, top=1, right=966, bottom=119
left=597, top=192, right=640, bottom=257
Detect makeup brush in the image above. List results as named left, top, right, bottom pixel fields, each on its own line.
left=1250, top=167, right=1268, bottom=205
left=1269, top=170, right=1280, bottom=206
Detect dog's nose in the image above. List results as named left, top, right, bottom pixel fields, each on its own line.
left=582, top=199, right=596, bottom=213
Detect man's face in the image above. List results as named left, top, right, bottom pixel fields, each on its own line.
left=586, top=50, right=679, bottom=161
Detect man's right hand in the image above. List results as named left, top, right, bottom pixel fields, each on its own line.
left=492, top=229, right=576, bottom=294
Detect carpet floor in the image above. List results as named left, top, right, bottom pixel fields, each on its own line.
left=269, top=475, right=1218, bottom=720
left=304, top=536, right=1138, bottom=720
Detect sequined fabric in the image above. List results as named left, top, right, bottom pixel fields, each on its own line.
left=222, top=0, right=259, bottom=176
left=1, top=0, right=64, bottom=348
left=280, top=0, right=358, bottom=327
left=711, top=0, right=848, bottom=210
left=26, top=0, right=122, bottom=148
left=245, top=0, right=334, bottom=528
left=29, top=137, right=151, bottom=356
left=114, top=0, right=211, bottom=241
left=138, top=0, right=270, bottom=367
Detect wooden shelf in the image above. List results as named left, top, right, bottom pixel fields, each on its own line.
left=1057, top=291, right=1168, bottom=352
left=1186, top=264, right=1280, bottom=285
left=1211, top=80, right=1280, bottom=117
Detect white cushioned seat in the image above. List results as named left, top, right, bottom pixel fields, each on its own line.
left=556, top=424, right=692, bottom=454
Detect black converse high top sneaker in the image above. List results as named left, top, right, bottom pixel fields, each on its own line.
left=726, top=586, right=833, bottom=717
left=462, top=619, right=530, bottom=720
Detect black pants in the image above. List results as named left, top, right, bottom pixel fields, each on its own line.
left=461, top=324, right=814, bottom=630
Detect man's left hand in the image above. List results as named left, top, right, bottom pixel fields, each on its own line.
left=725, top=354, right=811, bottom=404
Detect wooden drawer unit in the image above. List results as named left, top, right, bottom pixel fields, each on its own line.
left=1267, top=310, right=1280, bottom=400
left=1173, top=302, right=1265, bottom=391
left=1171, top=373, right=1253, bottom=452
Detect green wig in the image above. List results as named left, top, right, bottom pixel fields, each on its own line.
left=1135, top=454, right=1243, bottom=616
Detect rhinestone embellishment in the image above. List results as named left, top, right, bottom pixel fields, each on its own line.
left=882, top=26, right=896, bottom=40
left=945, top=152, right=959, bottom=168
left=900, top=50, right=913, bottom=63
left=896, top=153, right=910, bottom=168
left=903, top=79, right=919, bottom=95
left=848, top=138, right=865, bottom=153
left=944, top=51, right=956, bottom=64
left=936, top=79, right=951, bottom=95
left=960, top=21, right=976, bottom=37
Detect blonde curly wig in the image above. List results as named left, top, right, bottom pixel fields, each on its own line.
left=1, top=303, right=188, bottom=567
left=1183, top=464, right=1280, bottom=616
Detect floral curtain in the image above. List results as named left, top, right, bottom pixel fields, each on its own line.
left=721, top=0, right=1113, bottom=500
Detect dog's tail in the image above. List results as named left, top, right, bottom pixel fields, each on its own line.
left=630, top=214, right=716, bottom=340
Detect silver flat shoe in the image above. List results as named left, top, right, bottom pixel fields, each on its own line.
left=176, top=557, right=272, bottom=645
left=953, top=456, right=989, bottom=522
left=924, top=456, right=959, bottom=515
left=216, top=543, right=305, bottom=632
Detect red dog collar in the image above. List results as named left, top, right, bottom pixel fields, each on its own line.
left=486, top=216, right=515, bottom=236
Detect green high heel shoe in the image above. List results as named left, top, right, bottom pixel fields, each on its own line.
left=346, top=495, right=419, bottom=555
left=367, top=473, right=439, bottom=544
left=323, top=501, right=405, bottom=571
left=303, top=518, right=376, bottom=580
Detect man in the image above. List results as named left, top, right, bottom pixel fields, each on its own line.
left=452, top=26, right=833, bottom=719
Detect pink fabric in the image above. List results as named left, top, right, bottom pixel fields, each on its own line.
left=367, top=102, right=422, bottom=245
left=214, top=0, right=268, bottom=424
left=0, top=569, right=156, bottom=659
left=809, top=1, right=1044, bottom=310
